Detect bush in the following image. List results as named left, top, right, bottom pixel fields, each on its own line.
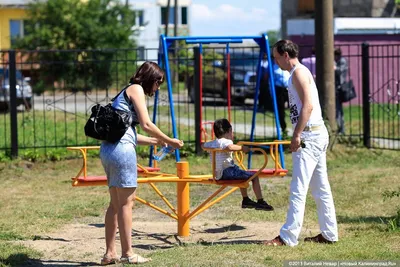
left=383, top=188, right=400, bottom=231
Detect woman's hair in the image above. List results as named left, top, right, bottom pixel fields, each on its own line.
left=273, top=39, right=299, bottom=59
left=213, top=118, right=232, bottom=138
left=129, top=61, right=164, bottom=96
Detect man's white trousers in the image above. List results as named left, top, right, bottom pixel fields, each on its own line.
left=280, top=131, right=338, bottom=246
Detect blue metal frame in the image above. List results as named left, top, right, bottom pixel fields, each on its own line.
left=248, top=34, right=285, bottom=168
left=149, top=35, right=182, bottom=166
left=153, top=34, right=285, bottom=169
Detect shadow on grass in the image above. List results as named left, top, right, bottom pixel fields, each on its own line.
left=1, top=254, right=97, bottom=267
left=196, top=239, right=263, bottom=246
left=88, top=223, right=105, bottom=228
left=202, top=223, right=246, bottom=233
left=132, top=229, right=177, bottom=250
left=130, top=224, right=264, bottom=250
left=32, top=235, right=70, bottom=242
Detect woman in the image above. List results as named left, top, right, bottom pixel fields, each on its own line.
left=100, top=61, right=184, bottom=265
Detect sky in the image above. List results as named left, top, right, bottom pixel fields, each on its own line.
left=190, top=0, right=281, bottom=36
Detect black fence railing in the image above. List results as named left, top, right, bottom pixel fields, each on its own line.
left=0, top=43, right=399, bottom=158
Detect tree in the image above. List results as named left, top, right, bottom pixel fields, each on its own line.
left=15, top=0, right=138, bottom=92
left=265, top=30, right=279, bottom=46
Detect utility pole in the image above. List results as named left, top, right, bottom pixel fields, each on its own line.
left=173, top=0, right=179, bottom=86
left=315, top=0, right=336, bottom=132
left=174, top=0, right=178, bottom=37
left=165, top=0, right=171, bottom=36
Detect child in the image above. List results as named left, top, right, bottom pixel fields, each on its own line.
left=203, top=118, right=274, bottom=211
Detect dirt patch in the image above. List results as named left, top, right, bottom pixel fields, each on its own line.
left=17, top=217, right=284, bottom=266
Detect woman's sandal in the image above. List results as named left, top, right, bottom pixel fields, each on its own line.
left=120, top=254, right=152, bottom=264
left=100, top=255, right=119, bottom=265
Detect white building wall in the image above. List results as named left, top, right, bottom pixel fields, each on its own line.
left=128, top=0, right=191, bottom=61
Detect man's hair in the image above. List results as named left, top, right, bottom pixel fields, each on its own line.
left=213, top=118, right=232, bottom=138
left=273, top=40, right=299, bottom=58
left=334, top=48, right=342, bottom=57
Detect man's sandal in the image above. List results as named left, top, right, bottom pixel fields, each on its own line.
left=100, top=255, right=119, bottom=265
left=120, top=254, right=152, bottom=264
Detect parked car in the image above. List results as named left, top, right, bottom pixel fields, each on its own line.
left=187, top=52, right=258, bottom=105
left=0, top=68, right=33, bottom=111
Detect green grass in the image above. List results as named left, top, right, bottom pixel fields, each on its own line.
left=0, top=145, right=399, bottom=266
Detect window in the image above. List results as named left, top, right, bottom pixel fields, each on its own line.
left=134, top=10, right=144, bottom=27
left=161, top=7, right=176, bottom=24
left=181, top=7, right=187, bottom=25
left=161, top=7, right=188, bottom=25
left=138, top=10, right=144, bottom=26
left=10, top=20, right=24, bottom=45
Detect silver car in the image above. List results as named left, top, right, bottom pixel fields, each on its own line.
left=0, top=68, right=33, bottom=111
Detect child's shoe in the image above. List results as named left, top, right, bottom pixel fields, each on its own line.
left=241, top=197, right=257, bottom=209
left=255, top=199, right=274, bottom=211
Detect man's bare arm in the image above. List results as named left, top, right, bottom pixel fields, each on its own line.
left=291, top=68, right=314, bottom=151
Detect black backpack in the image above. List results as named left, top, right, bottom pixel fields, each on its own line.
left=84, top=85, right=134, bottom=143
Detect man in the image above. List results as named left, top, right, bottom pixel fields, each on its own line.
left=334, top=47, right=348, bottom=134
left=264, top=40, right=338, bottom=247
left=257, top=53, right=272, bottom=113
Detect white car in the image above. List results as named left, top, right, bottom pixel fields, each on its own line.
left=0, top=68, right=33, bottom=111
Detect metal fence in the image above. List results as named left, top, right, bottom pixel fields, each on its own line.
left=0, top=43, right=399, bottom=158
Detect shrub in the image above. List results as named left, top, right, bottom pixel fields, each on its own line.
left=383, top=188, right=400, bottom=232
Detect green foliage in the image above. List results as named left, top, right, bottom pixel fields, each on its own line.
left=0, top=152, right=10, bottom=163
left=15, top=0, right=138, bottom=92
left=383, top=188, right=400, bottom=200
left=387, top=210, right=400, bottom=232
left=20, top=150, right=41, bottom=162
left=382, top=188, right=400, bottom=231
left=11, top=148, right=72, bottom=162
left=265, top=30, right=279, bottom=46
left=17, top=0, right=136, bottom=50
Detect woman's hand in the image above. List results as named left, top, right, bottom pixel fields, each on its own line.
left=169, top=138, right=184, bottom=149
left=157, top=139, right=168, bottom=148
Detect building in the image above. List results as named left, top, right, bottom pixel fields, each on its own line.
left=0, top=0, right=30, bottom=50
left=281, top=0, right=400, bottom=39
left=282, top=0, right=400, bottom=105
left=128, top=0, right=191, bottom=60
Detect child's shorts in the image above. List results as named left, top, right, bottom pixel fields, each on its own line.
left=221, top=165, right=253, bottom=180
